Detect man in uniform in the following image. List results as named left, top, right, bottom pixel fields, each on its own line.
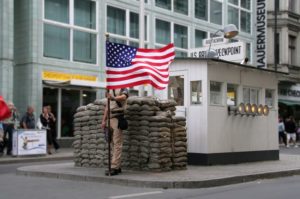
left=101, top=88, right=128, bottom=176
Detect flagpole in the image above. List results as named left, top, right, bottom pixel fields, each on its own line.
left=138, top=0, right=145, bottom=97
left=105, top=33, right=112, bottom=176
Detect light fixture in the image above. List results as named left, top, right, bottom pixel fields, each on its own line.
left=245, top=103, right=252, bottom=115
left=251, top=104, right=258, bottom=115
left=263, top=105, right=269, bottom=116
left=207, top=24, right=239, bottom=58
left=257, top=104, right=264, bottom=116
left=238, top=103, right=245, bottom=115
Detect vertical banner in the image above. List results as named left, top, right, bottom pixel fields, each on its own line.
left=256, top=0, right=267, bottom=68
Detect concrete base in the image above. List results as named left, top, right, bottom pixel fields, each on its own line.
left=188, top=150, right=279, bottom=165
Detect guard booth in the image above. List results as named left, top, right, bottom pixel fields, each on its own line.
left=160, top=58, right=284, bottom=165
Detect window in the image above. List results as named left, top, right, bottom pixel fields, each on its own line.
left=246, top=43, right=251, bottom=62
left=289, top=0, right=296, bottom=12
left=174, top=24, right=187, bottom=49
left=210, top=0, right=222, bottom=25
left=174, top=0, right=188, bottom=15
left=289, top=35, right=296, bottom=65
left=195, top=29, right=207, bottom=47
left=275, top=33, right=280, bottom=64
left=156, top=19, right=171, bottom=44
left=243, top=87, right=260, bottom=104
left=45, top=0, right=69, bottom=23
left=227, top=0, right=252, bottom=34
left=74, top=0, right=96, bottom=29
left=227, top=84, right=238, bottom=106
left=191, top=81, right=202, bottom=105
left=156, top=0, right=171, bottom=10
left=156, top=0, right=188, bottom=15
left=265, top=89, right=275, bottom=108
left=168, top=76, right=184, bottom=106
left=210, top=81, right=223, bottom=105
left=73, top=31, right=96, bottom=63
left=107, top=6, right=148, bottom=46
left=43, top=0, right=97, bottom=64
left=195, top=0, right=207, bottom=20
left=155, top=19, right=188, bottom=57
left=228, top=6, right=239, bottom=29
left=44, top=24, right=70, bottom=60
left=107, top=6, right=126, bottom=36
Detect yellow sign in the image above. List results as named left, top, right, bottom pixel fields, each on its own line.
left=42, top=71, right=97, bottom=82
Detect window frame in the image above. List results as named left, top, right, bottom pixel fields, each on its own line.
left=42, top=0, right=99, bottom=65
left=210, top=81, right=224, bottom=106
left=190, top=80, right=202, bottom=105
left=265, top=89, right=275, bottom=109
left=105, top=5, right=149, bottom=48
left=243, top=86, right=261, bottom=105
left=155, top=0, right=189, bottom=16
left=155, top=17, right=189, bottom=57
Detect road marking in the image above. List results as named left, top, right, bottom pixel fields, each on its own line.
left=109, top=191, right=163, bottom=199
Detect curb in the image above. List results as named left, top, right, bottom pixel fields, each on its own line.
left=16, top=167, right=300, bottom=189
left=0, top=155, right=73, bottom=164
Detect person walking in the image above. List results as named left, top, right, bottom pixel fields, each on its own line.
left=285, top=116, right=298, bottom=148
left=101, top=88, right=128, bottom=176
left=2, top=102, right=18, bottom=155
left=278, top=117, right=286, bottom=147
left=21, top=106, right=35, bottom=129
left=48, top=106, right=60, bottom=152
left=40, top=106, right=53, bottom=155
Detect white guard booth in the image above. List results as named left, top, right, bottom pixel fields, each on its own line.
left=12, top=129, right=47, bottom=156
left=160, top=58, right=284, bottom=165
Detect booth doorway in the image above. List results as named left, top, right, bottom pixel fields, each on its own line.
left=43, top=87, right=96, bottom=138
left=168, top=71, right=188, bottom=117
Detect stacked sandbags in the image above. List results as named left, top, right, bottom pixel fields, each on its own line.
left=73, top=99, right=108, bottom=168
left=73, top=96, right=188, bottom=171
left=124, top=97, right=159, bottom=170
left=171, top=116, right=187, bottom=170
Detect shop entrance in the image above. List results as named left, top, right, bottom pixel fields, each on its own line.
left=43, top=87, right=97, bottom=138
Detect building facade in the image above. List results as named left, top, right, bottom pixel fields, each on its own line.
left=0, top=0, right=257, bottom=141
left=267, top=0, right=300, bottom=123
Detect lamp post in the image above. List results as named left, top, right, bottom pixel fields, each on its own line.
left=206, top=24, right=239, bottom=58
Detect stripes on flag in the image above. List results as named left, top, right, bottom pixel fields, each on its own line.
left=106, top=42, right=175, bottom=90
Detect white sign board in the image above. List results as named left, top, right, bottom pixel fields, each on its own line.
left=189, top=42, right=245, bottom=62
left=256, top=0, right=267, bottom=68
left=203, top=36, right=228, bottom=47
left=12, top=130, right=47, bottom=156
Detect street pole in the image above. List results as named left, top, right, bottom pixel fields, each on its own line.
left=138, top=0, right=145, bottom=97
left=105, top=33, right=111, bottom=176
left=274, top=0, right=278, bottom=71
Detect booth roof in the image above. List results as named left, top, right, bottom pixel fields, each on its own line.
left=174, top=58, right=288, bottom=75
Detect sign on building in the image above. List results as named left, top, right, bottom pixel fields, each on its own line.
left=202, top=36, right=229, bottom=47
left=256, top=0, right=267, bottom=68
left=189, top=42, right=245, bottom=62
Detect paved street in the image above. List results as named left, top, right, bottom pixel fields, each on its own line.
left=0, top=147, right=300, bottom=199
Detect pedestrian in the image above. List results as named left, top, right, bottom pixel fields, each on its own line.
left=40, top=106, right=53, bottom=155
left=2, top=102, right=18, bottom=155
left=278, top=117, right=286, bottom=146
left=0, top=123, right=4, bottom=155
left=101, top=88, right=129, bottom=176
left=48, top=105, right=60, bottom=152
left=20, top=106, right=35, bottom=129
left=285, top=116, right=298, bottom=148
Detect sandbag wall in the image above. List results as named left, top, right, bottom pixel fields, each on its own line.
left=73, top=97, right=187, bottom=171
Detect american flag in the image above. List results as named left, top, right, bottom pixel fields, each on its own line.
left=106, top=41, right=175, bottom=90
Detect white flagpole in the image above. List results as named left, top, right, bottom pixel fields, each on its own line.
left=138, top=0, right=145, bottom=97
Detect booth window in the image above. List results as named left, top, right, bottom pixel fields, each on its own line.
left=210, top=81, right=223, bottom=105
left=191, top=81, right=202, bottom=105
left=243, top=87, right=260, bottom=104
left=265, top=89, right=275, bottom=108
left=227, top=84, right=238, bottom=106
left=168, top=76, right=184, bottom=106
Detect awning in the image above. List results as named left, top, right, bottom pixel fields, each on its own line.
left=43, top=79, right=106, bottom=89
left=278, top=99, right=300, bottom=106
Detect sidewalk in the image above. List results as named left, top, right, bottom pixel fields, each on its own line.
left=16, top=153, right=300, bottom=189
left=0, top=148, right=73, bottom=164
